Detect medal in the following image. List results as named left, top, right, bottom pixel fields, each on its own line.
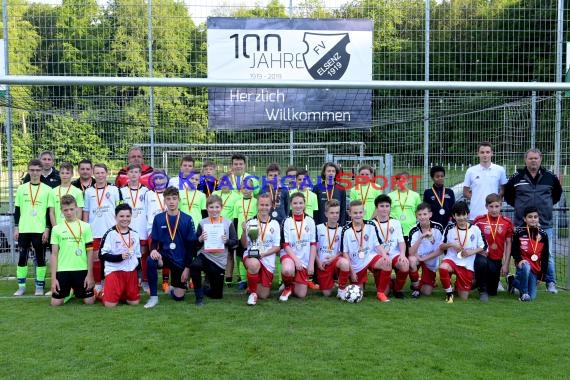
left=432, top=186, right=446, bottom=215
left=95, top=184, right=107, bottom=216
left=358, top=250, right=365, bottom=259
left=129, top=185, right=141, bottom=213
left=96, top=209, right=103, bottom=217
left=397, top=190, right=409, bottom=219
left=491, top=243, right=498, bottom=250
left=75, top=248, right=83, bottom=256
left=531, top=254, right=538, bottom=262
left=295, top=241, right=303, bottom=251
left=455, top=224, right=468, bottom=258
left=29, top=183, right=42, bottom=217
left=272, top=211, right=278, bottom=218
left=400, top=214, right=406, bottom=221
left=293, top=214, right=305, bottom=251
left=351, top=223, right=365, bottom=259
left=119, top=229, right=133, bottom=256
left=128, top=249, right=134, bottom=255
left=30, top=209, right=37, bottom=216
left=526, top=226, right=540, bottom=263
left=457, top=251, right=464, bottom=259
left=377, top=219, right=391, bottom=248
left=166, top=212, right=181, bottom=252
left=185, top=188, right=197, bottom=215
left=326, top=223, right=339, bottom=257
left=486, top=214, right=501, bottom=254
left=439, top=209, right=445, bottom=215
left=65, top=220, right=83, bottom=257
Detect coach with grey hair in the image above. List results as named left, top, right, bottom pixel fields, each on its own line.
left=115, top=145, right=154, bottom=188
left=504, top=148, right=563, bottom=293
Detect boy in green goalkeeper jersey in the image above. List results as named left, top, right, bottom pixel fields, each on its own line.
left=49, top=162, right=84, bottom=227
left=14, top=159, right=52, bottom=296
left=388, top=172, right=422, bottom=246
left=50, top=194, right=95, bottom=306
left=349, top=165, right=382, bottom=221
left=233, top=182, right=258, bottom=289
left=179, top=171, right=207, bottom=230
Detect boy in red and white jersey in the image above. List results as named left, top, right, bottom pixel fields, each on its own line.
left=408, top=203, right=444, bottom=298
left=241, top=193, right=281, bottom=306
left=82, top=163, right=121, bottom=297
left=472, top=193, right=513, bottom=301
left=439, top=202, right=487, bottom=303
left=340, top=200, right=391, bottom=302
left=99, top=203, right=141, bottom=308
left=372, top=194, right=408, bottom=299
left=279, top=192, right=317, bottom=301
left=119, top=164, right=150, bottom=292
left=315, top=199, right=350, bottom=298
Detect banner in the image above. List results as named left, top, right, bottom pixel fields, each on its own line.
left=207, top=18, right=373, bottom=130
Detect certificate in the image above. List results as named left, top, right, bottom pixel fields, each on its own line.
left=204, top=223, right=225, bottom=253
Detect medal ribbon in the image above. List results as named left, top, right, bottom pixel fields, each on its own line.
left=258, top=216, right=269, bottom=242
left=526, top=226, right=539, bottom=254
left=64, top=220, right=82, bottom=248
left=359, top=184, right=370, bottom=204
left=185, top=188, right=197, bottom=213
left=432, top=186, right=445, bottom=209
left=455, top=225, right=468, bottom=250
left=397, top=190, right=409, bottom=213
left=326, top=223, right=339, bottom=251
left=95, top=185, right=107, bottom=209
left=351, top=223, right=364, bottom=252
left=242, top=198, right=253, bottom=221
left=130, top=185, right=140, bottom=209
left=58, top=185, right=72, bottom=199
left=166, top=212, right=181, bottom=243
left=377, top=219, right=391, bottom=244
left=29, top=182, right=41, bottom=209
left=156, top=192, right=165, bottom=211
left=209, top=216, right=222, bottom=224
left=325, top=179, right=335, bottom=201
left=119, top=229, right=132, bottom=250
left=486, top=214, right=501, bottom=244
left=293, top=214, right=305, bottom=244
left=268, top=186, right=277, bottom=209
left=221, top=192, right=231, bottom=209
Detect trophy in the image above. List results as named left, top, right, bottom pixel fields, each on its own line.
left=247, top=221, right=261, bottom=259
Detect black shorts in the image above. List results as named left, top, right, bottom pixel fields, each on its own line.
left=236, top=245, right=245, bottom=258
left=160, top=256, right=187, bottom=290
left=52, top=270, right=94, bottom=299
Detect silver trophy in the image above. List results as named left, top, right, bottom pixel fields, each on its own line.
left=248, top=221, right=261, bottom=259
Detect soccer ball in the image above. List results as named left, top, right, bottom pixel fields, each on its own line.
left=343, top=284, right=364, bottom=303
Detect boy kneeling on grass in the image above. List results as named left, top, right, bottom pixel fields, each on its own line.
left=508, top=206, right=549, bottom=302
left=50, top=194, right=95, bottom=306
left=438, top=201, right=487, bottom=304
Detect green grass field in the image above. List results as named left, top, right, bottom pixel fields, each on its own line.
left=0, top=279, right=568, bottom=380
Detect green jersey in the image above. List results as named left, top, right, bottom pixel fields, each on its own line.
left=212, top=190, right=242, bottom=219
left=388, top=190, right=422, bottom=235
left=233, top=196, right=258, bottom=238
left=50, top=220, right=93, bottom=271
left=15, top=182, right=50, bottom=233
left=179, top=188, right=206, bottom=230
left=349, top=184, right=382, bottom=220
left=289, top=190, right=319, bottom=217
left=48, top=185, right=85, bottom=226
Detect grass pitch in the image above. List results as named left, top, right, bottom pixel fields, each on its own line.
left=0, top=279, right=568, bottom=380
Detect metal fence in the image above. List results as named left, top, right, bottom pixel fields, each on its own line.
left=0, top=0, right=569, bottom=286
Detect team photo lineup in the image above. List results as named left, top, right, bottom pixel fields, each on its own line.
left=12, top=141, right=563, bottom=308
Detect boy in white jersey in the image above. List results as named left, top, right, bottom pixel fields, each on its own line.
left=50, top=195, right=94, bottom=306
left=168, top=155, right=195, bottom=190
left=316, top=199, right=350, bottom=298
left=408, top=203, right=444, bottom=298
left=241, top=193, right=280, bottom=305
left=439, top=201, right=487, bottom=303
left=48, top=162, right=84, bottom=227
left=279, top=192, right=317, bottom=301
left=82, top=163, right=122, bottom=298
left=119, top=164, right=149, bottom=291
left=144, top=168, right=170, bottom=293
left=99, top=203, right=141, bottom=308
left=372, top=194, right=409, bottom=299
left=340, top=200, right=391, bottom=302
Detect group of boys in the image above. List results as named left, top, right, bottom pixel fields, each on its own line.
left=13, top=143, right=558, bottom=307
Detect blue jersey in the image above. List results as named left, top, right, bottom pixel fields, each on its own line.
left=151, top=211, right=196, bottom=269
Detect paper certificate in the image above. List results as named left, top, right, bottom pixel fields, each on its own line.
left=204, top=223, right=225, bottom=253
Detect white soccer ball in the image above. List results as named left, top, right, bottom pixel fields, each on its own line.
left=344, top=284, right=364, bottom=303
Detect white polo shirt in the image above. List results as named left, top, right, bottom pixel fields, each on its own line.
left=463, top=163, right=507, bottom=219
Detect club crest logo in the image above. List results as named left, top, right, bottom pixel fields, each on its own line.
left=303, top=32, right=350, bottom=80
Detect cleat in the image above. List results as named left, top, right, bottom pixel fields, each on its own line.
left=35, top=287, right=45, bottom=296
left=247, top=292, right=258, bottom=306
left=195, top=298, right=204, bottom=307
left=162, top=282, right=170, bottom=293
left=507, top=274, right=515, bottom=295
left=411, top=290, right=420, bottom=299
left=479, top=292, right=489, bottom=302
left=376, top=292, right=390, bottom=303
left=144, top=296, right=159, bottom=309
left=279, top=287, right=292, bottom=302
left=519, top=293, right=531, bottom=302
left=497, top=281, right=505, bottom=292
left=14, top=287, right=26, bottom=296
left=394, top=291, right=405, bottom=299
left=445, top=292, right=454, bottom=304
left=546, top=282, right=558, bottom=294
left=336, top=287, right=347, bottom=300
left=307, top=281, right=320, bottom=290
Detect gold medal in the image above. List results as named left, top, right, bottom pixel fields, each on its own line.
left=491, top=243, right=498, bottom=250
